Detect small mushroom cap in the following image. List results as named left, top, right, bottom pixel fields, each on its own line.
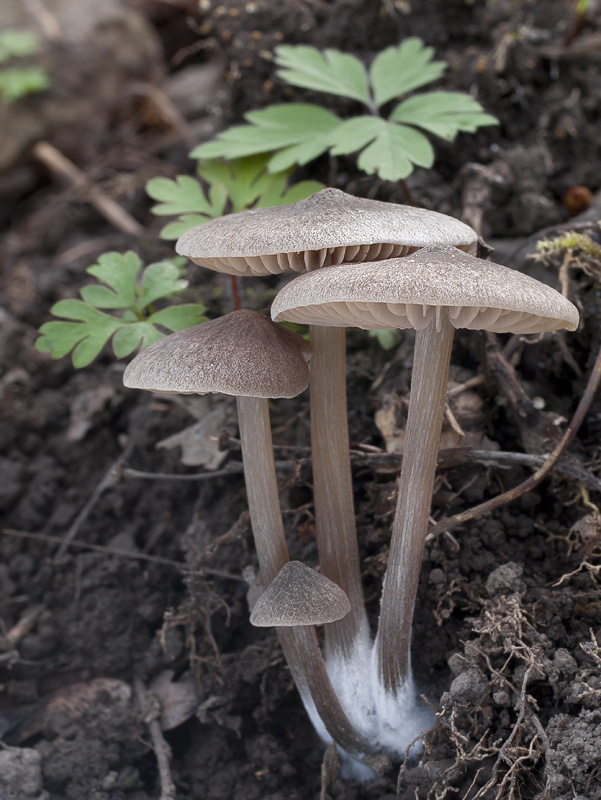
left=176, top=187, right=478, bottom=277
left=123, top=309, right=310, bottom=399
left=271, top=244, right=579, bottom=335
left=250, top=561, right=351, bottom=627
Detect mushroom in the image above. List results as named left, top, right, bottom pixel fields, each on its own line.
left=123, top=310, right=308, bottom=586
left=176, top=187, right=479, bottom=275
left=271, top=244, right=579, bottom=741
left=123, top=309, right=371, bottom=757
left=176, top=188, right=479, bottom=676
left=250, top=560, right=351, bottom=627
left=249, top=561, right=370, bottom=754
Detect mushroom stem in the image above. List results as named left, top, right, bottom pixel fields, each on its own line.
left=237, top=395, right=289, bottom=584
left=309, top=325, right=370, bottom=661
left=375, top=312, right=454, bottom=694
left=236, top=395, right=371, bottom=756
left=277, top=625, right=371, bottom=758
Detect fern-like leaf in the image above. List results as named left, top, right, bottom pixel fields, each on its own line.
left=274, top=45, right=370, bottom=104
left=370, top=39, right=446, bottom=108
left=330, top=117, right=434, bottom=181
left=391, top=91, right=498, bottom=140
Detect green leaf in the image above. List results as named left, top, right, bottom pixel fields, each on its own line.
left=71, top=330, right=120, bottom=368
left=0, top=30, right=39, bottom=61
left=329, top=117, right=434, bottom=181
left=159, top=214, right=214, bottom=240
left=146, top=175, right=220, bottom=216
left=191, top=104, right=342, bottom=163
left=0, top=66, right=49, bottom=103
left=266, top=138, right=333, bottom=172
left=274, top=45, right=370, bottom=104
left=147, top=304, right=207, bottom=331
left=83, top=251, right=142, bottom=309
left=139, top=261, right=188, bottom=308
left=49, top=299, right=119, bottom=323
left=368, top=329, right=399, bottom=350
left=36, top=319, right=106, bottom=361
left=328, top=117, right=384, bottom=156
left=151, top=153, right=323, bottom=240
left=183, top=39, right=495, bottom=187
left=202, top=153, right=277, bottom=212
left=36, top=251, right=203, bottom=367
left=36, top=305, right=123, bottom=367
left=259, top=178, right=323, bottom=208
left=112, top=322, right=164, bottom=358
left=203, top=154, right=323, bottom=208
left=370, top=38, right=446, bottom=108
left=391, top=91, right=499, bottom=140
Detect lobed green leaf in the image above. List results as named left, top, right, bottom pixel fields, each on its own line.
left=330, top=117, right=434, bottom=181
left=390, top=91, right=499, bottom=140
left=266, top=137, right=332, bottom=172
left=191, top=105, right=342, bottom=164
left=36, top=252, right=205, bottom=367
left=147, top=304, right=208, bottom=331
left=274, top=45, right=370, bottom=104
left=0, top=66, right=50, bottom=103
left=84, top=252, right=143, bottom=309
left=202, top=153, right=280, bottom=212
left=139, top=261, right=189, bottom=308
left=48, top=299, right=122, bottom=324
left=36, top=311, right=123, bottom=367
left=151, top=154, right=323, bottom=239
left=0, top=30, right=39, bottom=61
left=370, top=38, right=446, bottom=108
left=146, top=175, right=221, bottom=216
left=159, top=214, right=214, bottom=240
left=259, top=178, right=324, bottom=207
left=112, top=322, right=164, bottom=359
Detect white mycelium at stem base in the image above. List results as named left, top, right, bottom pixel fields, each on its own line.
left=237, top=396, right=372, bottom=758
left=272, top=244, right=579, bottom=754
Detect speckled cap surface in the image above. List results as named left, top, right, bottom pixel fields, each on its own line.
left=176, top=188, right=478, bottom=276
left=123, top=309, right=311, bottom=398
left=271, top=245, right=579, bottom=334
left=250, top=561, right=351, bottom=627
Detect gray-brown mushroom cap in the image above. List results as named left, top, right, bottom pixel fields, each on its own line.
left=271, top=244, right=580, bottom=335
left=250, top=561, right=351, bottom=627
left=176, top=187, right=478, bottom=277
left=123, top=309, right=311, bottom=398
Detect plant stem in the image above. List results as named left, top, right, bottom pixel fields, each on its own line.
left=236, top=395, right=372, bottom=756
left=309, top=325, right=370, bottom=661
left=375, top=313, right=454, bottom=693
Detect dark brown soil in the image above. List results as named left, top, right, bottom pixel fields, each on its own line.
left=2, top=1, right=601, bottom=798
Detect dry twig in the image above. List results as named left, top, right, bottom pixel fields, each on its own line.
left=33, top=142, right=144, bottom=237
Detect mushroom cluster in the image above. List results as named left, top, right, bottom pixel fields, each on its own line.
left=124, top=188, right=579, bottom=766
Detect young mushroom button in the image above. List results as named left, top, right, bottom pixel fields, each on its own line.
left=249, top=560, right=371, bottom=758
left=250, top=561, right=352, bottom=627
left=271, top=244, right=579, bottom=698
